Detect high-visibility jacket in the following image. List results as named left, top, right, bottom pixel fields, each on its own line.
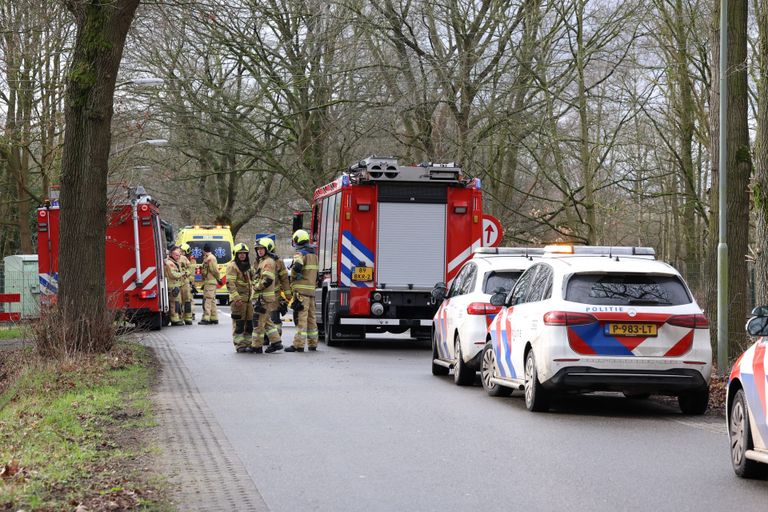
left=226, top=261, right=252, bottom=302
left=274, top=256, right=290, bottom=296
left=164, top=256, right=185, bottom=287
left=291, top=246, right=318, bottom=297
left=179, top=254, right=195, bottom=287
left=252, top=255, right=277, bottom=302
left=201, top=252, right=220, bottom=285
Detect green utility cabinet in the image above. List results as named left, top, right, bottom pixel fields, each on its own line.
left=3, top=255, right=40, bottom=319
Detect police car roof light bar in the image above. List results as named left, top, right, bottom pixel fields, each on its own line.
left=543, top=245, right=656, bottom=258
left=473, top=247, right=545, bottom=257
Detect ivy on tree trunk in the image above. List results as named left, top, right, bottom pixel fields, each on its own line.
left=58, top=0, right=140, bottom=353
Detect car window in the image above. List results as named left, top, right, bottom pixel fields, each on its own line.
left=526, top=265, right=553, bottom=302
left=509, top=266, right=538, bottom=305
left=460, top=264, right=477, bottom=295
left=483, top=271, right=523, bottom=294
left=565, top=273, right=692, bottom=306
left=448, top=264, right=469, bottom=297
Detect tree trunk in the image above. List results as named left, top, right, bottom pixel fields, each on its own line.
left=58, top=0, right=140, bottom=353
left=725, top=0, right=751, bottom=357
left=754, top=0, right=768, bottom=308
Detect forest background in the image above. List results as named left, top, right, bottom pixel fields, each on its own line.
left=1, top=0, right=767, bottom=356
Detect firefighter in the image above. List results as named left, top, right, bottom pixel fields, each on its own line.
left=199, top=243, right=222, bottom=325
left=252, top=238, right=283, bottom=352
left=179, top=243, right=196, bottom=325
left=164, top=245, right=186, bottom=326
left=286, top=229, right=319, bottom=352
left=227, top=243, right=254, bottom=352
left=259, top=237, right=290, bottom=342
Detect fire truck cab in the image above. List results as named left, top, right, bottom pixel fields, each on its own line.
left=310, top=155, right=483, bottom=345
left=37, top=186, right=172, bottom=330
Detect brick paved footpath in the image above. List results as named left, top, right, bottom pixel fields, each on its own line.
left=143, top=331, right=270, bottom=511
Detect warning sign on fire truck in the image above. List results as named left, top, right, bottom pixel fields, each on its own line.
left=481, top=214, right=503, bottom=247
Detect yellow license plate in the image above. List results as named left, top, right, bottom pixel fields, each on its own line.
left=352, top=266, right=373, bottom=281
left=606, top=323, right=657, bottom=337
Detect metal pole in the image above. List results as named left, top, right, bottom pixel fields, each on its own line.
left=717, top=0, right=729, bottom=373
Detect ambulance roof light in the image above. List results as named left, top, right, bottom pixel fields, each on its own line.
left=544, top=244, right=574, bottom=254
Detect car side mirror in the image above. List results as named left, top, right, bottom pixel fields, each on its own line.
left=746, top=316, right=768, bottom=337
left=750, top=305, right=768, bottom=317
left=431, top=282, right=448, bottom=303
left=490, top=292, right=506, bottom=307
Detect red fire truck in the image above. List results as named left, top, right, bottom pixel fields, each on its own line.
left=307, top=156, right=484, bottom=345
left=37, top=186, right=172, bottom=330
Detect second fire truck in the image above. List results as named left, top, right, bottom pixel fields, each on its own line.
left=305, top=155, right=485, bottom=345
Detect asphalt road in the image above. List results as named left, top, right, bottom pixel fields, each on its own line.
left=164, top=305, right=767, bottom=512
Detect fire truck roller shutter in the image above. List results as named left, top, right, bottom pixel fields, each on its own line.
left=377, top=202, right=446, bottom=288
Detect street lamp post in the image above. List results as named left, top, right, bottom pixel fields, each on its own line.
left=717, top=0, right=729, bottom=373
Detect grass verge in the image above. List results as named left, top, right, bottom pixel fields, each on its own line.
left=0, top=327, right=22, bottom=341
left=0, top=342, right=171, bottom=511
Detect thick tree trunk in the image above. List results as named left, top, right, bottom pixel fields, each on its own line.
left=58, top=0, right=140, bottom=353
left=726, top=0, right=751, bottom=357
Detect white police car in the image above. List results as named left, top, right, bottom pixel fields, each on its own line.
left=431, top=248, right=542, bottom=385
left=726, top=307, right=768, bottom=478
left=481, top=245, right=712, bottom=414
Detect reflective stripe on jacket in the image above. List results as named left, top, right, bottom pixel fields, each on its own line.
left=201, top=253, right=220, bottom=285
left=253, top=256, right=277, bottom=302
left=226, top=261, right=252, bottom=302
left=291, top=247, right=318, bottom=296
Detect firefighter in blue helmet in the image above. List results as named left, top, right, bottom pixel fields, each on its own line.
left=286, top=229, right=319, bottom=352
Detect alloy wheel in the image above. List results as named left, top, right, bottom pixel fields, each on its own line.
left=730, top=399, right=747, bottom=467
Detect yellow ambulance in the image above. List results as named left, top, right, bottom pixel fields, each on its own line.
left=176, top=225, right=234, bottom=305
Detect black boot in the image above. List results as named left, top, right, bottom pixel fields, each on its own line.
left=248, top=346, right=263, bottom=354
left=199, top=319, right=211, bottom=325
left=236, top=346, right=249, bottom=353
left=284, top=346, right=304, bottom=353
left=265, top=342, right=284, bottom=353
left=211, top=319, right=219, bottom=325
left=308, top=346, right=317, bottom=351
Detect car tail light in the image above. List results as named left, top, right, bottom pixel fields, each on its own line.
left=466, top=302, right=502, bottom=315
left=139, top=290, right=157, bottom=299
left=666, top=314, right=709, bottom=329
left=543, top=311, right=598, bottom=326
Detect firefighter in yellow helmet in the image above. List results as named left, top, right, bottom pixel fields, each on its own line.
left=164, top=245, right=186, bottom=326
left=286, top=229, right=319, bottom=352
left=199, top=243, right=222, bottom=325
left=178, top=243, right=196, bottom=325
left=258, top=237, right=290, bottom=344
left=227, top=243, right=254, bottom=353
left=252, top=238, right=283, bottom=352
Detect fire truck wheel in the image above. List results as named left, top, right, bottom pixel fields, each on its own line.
left=324, top=311, right=342, bottom=347
left=148, top=312, right=162, bottom=331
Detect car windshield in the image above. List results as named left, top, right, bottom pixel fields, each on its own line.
left=187, top=241, right=232, bottom=264
left=566, top=273, right=691, bottom=306
left=483, top=271, right=523, bottom=294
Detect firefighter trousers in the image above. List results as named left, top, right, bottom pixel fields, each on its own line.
left=180, top=283, right=193, bottom=321
left=230, top=299, right=254, bottom=348
left=202, top=283, right=218, bottom=321
left=293, top=294, right=318, bottom=349
left=252, top=300, right=281, bottom=348
left=169, top=285, right=183, bottom=323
